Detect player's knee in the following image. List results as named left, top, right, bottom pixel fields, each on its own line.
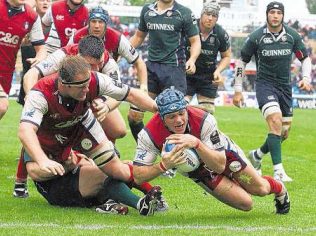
left=266, top=114, right=282, bottom=133
left=238, top=199, right=253, bottom=211
left=128, top=109, right=144, bottom=123
left=90, top=141, right=117, bottom=168
left=108, top=127, right=127, bottom=140
left=198, top=98, right=215, bottom=114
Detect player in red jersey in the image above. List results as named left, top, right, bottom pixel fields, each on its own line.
left=0, top=0, right=46, bottom=120
left=18, top=55, right=161, bottom=216
left=133, top=88, right=290, bottom=214
left=68, top=6, right=148, bottom=142
left=42, top=0, right=88, bottom=54
left=14, top=36, right=125, bottom=197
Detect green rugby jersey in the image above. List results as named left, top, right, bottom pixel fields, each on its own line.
left=138, top=1, right=199, bottom=65
left=186, top=22, right=230, bottom=74
left=241, top=24, right=308, bottom=85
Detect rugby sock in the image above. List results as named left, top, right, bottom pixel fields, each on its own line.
left=128, top=120, right=144, bottom=142
left=103, top=178, right=140, bottom=209
left=260, top=139, right=269, bottom=154
left=16, top=150, right=28, bottom=182
left=267, top=133, right=282, bottom=165
left=126, top=163, right=153, bottom=193
left=263, top=176, right=283, bottom=195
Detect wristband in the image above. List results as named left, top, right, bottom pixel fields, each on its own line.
left=159, top=161, right=167, bottom=172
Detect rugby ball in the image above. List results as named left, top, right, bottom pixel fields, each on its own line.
left=164, top=142, right=200, bottom=173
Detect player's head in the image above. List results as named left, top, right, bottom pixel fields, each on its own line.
left=68, top=0, right=84, bottom=7
left=266, top=1, right=284, bottom=27
left=8, top=0, right=27, bottom=7
left=78, top=35, right=105, bottom=71
left=156, top=88, right=188, bottom=134
left=201, top=1, right=220, bottom=29
left=88, top=6, right=109, bottom=39
left=58, top=55, right=91, bottom=101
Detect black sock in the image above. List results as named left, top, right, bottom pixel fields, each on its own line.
left=128, top=121, right=144, bottom=142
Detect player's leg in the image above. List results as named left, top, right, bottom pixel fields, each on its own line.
left=100, top=108, right=127, bottom=143
left=13, top=149, right=29, bottom=198
left=188, top=166, right=252, bottom=211
left=0, top=85, right=9, bottom=120
left=196, top=76, right=218, bottom=114
left=127, top=105, right=145, bottom=141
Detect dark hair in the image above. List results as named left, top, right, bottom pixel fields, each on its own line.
left=78, top=35, right=105, bottom=60
left=59, top=55, right=91, bottom=83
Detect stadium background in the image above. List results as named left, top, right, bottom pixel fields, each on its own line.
left=10, top=0, right=316, bottom=109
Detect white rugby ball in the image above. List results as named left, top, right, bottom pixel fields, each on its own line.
left=164, top=142, right=200, bottom=173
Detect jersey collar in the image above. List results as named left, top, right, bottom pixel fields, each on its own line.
left=264, top=25, right=287, bottom=42
left=6, top=0, right=25, bottom=17
left=149, top=2, right=175, bottom=15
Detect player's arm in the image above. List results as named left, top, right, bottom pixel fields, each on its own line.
left=213, top=47, right=231, bottom=85
left=23, top=67, right=42, bottom=97
left=98, top=72, right=157, bottom=112
left=133, top=131, right=184, bottom=184
left=18, top=92, right=65, bottom=176
left=298, top=56, right=312, bottom=91
left=26, top=16, right=47, bottom=66
left=133, top=57, right=148, bottom=92
left=232, top=59, right=247, bottom=108
left=129, top=30, right=147, bottom=49
left=186, top=35, right=201, bottom=74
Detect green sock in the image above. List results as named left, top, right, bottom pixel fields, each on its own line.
left=267, top=133, right=282, bottom=165
left=104, top=178, right=140, bottom=209
left=260, top=139, right=269, bottom=154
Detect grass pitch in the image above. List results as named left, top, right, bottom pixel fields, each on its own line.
left=0, top=101, right=315, bottom=236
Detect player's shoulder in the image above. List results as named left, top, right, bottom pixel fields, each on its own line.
left=214, top=24, right=229, bottom=37
left=174, top=1, right=192, bottom=14
left=284, top=24, right=300, bottom=37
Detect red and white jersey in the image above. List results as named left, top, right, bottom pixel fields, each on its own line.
left=68, top=26, right=139, bottom=63
left=42, top=0, right=88, bottom=54
left=134, top=107, right=246, bottom=166
left=0, top=0, right=44, bottom=74
left=35, top=44, right=120, bottom=81
left=21, top=71, right=130, bottom=161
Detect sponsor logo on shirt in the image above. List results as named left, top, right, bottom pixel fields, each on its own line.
left=263, top=37, right=273, bottom=44
left=0, top=31, right=19, bottom=45
left=261, top=49, right=292, bottom=57
left=24, top=22, right=30, bottom=30
left=56, top=15, right=64, bottom=21
left=146, top=23, right=175, bottom=31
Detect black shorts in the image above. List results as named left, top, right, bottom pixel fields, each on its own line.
left=34, top=167, right=101, bottom=207
left=186, top=73, right=218, bottom=98
left=256, top=80, right=293, bottom=117
left=146, top=61, right=186, bottom=95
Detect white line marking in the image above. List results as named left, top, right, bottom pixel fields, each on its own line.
left=0, top=223, right=315, bottom=232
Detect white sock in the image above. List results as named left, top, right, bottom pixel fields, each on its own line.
left=273, top=163, right=284, bottom=172
left=256, top=148, right=265, bottom=158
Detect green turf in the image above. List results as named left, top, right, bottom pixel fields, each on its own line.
left=0, top=101, right=315, bottom=235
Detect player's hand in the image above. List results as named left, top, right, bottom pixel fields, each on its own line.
left=161, top=143, right=186, bottom=170
left=298, top=79, right=312, bottom=91
left=212, top=71, right=225, bottom=86
left=92, top=98, right=110, bottom=122
left=233, top=92, right=244, bottom=108
left=185, top=59, right=196, bottom=75
left=38, top=158, right=65, bottom=176
left=166, top=134, right=199, bottom=149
